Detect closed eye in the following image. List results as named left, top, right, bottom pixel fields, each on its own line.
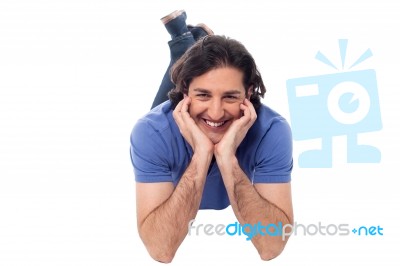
left=223, top=95, right=241, bottom=102
left=225, top=95, right=239, bottom=99
left=197, top=93, right=210, bottom=98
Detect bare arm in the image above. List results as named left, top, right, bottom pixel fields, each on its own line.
left=215, top=155, right=293, bottom=260
left=136, top=97, right=214, bottom=263
left=136, top=151, right=212, bottom=263
left=214, top=99, right=293, bottom=260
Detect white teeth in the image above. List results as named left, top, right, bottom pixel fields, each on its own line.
left=205, top=120, right=225, bottom=127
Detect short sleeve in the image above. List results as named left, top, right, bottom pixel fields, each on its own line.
left=130, top=120, right=173, bottom=183
left=253, top=117, right=293, bottom=183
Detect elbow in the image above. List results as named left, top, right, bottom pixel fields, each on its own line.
left=138, top=226, right=178, bottom=263
left=138, top=226, right=175, bottom=263
left=142, top=240, right=177, bottom=263
left=259, top=216, right=293, bottom=261
left=258, top=239, right=288, bottom=261
left=142, top=236, right=177, bottom=263
left=149, top=250, right=175, bottom=264
left=259, top=248, right=283, bottom=261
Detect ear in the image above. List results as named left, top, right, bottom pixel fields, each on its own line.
left=246, top=86, right=253, bottom=99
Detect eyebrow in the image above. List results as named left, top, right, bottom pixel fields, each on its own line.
left=193, top=88, right=210, bottom=93
left=192, top=88, right=243, bottom=95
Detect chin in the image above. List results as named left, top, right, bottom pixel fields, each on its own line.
left=207, top=134, right=224, bottom=144
left=210, top=139, right=221, bottom=145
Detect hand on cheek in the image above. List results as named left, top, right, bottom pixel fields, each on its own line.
left=173, top=96, right=214, bottom=155
left=215, top=99, right=257, bottom=158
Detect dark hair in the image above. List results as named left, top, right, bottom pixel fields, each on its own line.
left=168, top=35, right=266, bottom=109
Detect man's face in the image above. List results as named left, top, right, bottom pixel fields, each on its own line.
left=187, top=67, right=247, bottom=144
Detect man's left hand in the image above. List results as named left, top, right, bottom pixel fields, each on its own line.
left=214, top=98, right=257, bottom=158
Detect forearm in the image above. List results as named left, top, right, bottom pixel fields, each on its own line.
left=216, top=155, right=292, bottom=260
left=139, top=152, right=212, bottom=262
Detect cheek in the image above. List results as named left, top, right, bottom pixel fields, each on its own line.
left=227, top=103, right=243, bottom=118
left=188, top=101, right=204, bottom=117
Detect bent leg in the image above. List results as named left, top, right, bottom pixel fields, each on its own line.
left=151, top=33, right=195, bottom=109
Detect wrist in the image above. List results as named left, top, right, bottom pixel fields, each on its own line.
left=192, top=149, right=213, bottom=170
left=215, top=152, right=238, bottom=170
left=215, top=154, right=242, bottom=191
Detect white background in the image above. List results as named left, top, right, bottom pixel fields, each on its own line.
left=1, top=0, right=400, bottom=265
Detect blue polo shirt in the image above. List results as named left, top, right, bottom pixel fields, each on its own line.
left=130, top=101, right=293, bottom=210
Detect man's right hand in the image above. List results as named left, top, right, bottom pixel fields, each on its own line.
left=172, top=96, right=214, bottom=155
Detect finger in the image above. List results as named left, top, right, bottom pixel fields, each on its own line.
left=238, top=101, right=255, bottom=129
left=180, top=97, right=194, bottom=124
left=181, top=96, right=191, bottom=113
left=173, top=98, right=186, bottom=125
left=240, top=103, right=251, bottom=123
left=173, top=98, right=185, bottom=114
left=244, top=99, right=257, bottom=122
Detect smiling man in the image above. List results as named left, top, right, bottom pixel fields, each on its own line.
left=186, top=67, right=245, bottom=143
left=130, top=10, right=293, bottom=264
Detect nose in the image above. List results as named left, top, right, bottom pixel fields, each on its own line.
left=207, top=99, right=225, bottom=121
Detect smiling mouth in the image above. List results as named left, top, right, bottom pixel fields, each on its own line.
left=204, top=119, right=226, bottom=128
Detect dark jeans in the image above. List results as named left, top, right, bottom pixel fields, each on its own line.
left=151, top=33, right=196, bottom=109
